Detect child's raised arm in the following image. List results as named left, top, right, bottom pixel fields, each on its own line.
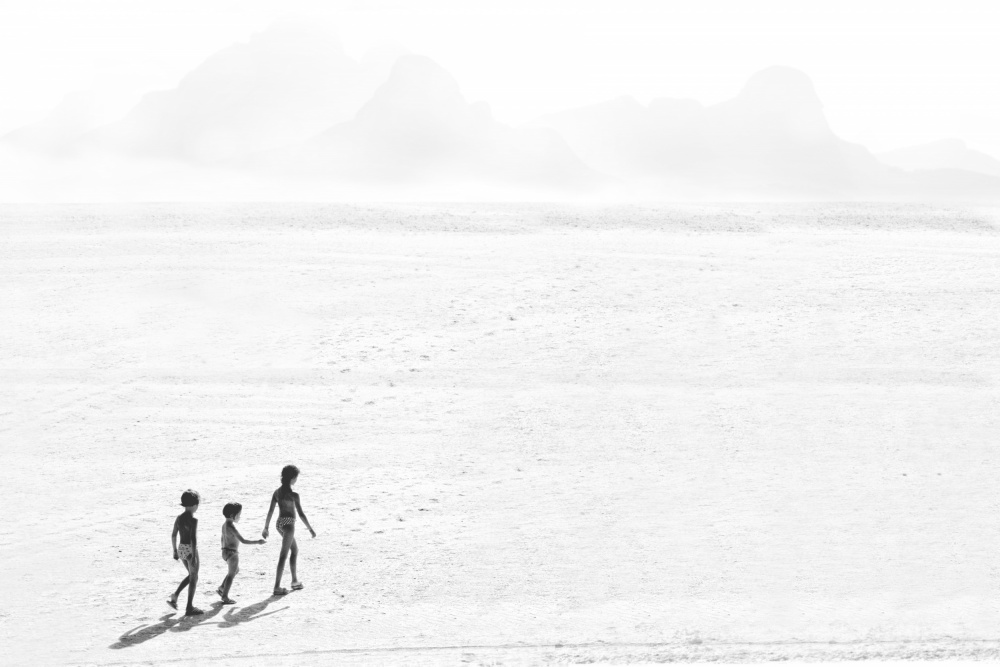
left=171, top=515, right=180, bottom=559
left=262, top=491, right=277, bottom=539
left=294, top=493, right=317, bottom=538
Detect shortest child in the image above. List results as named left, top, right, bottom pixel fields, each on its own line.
left=217, top=502, right=266, bottom=604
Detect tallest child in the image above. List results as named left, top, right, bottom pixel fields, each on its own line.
left=262, top=465, right=317, bottom=595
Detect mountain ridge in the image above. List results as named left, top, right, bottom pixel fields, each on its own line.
left=877, top=139, right=1000, bottom=179
left=3, top=35, right=1000, bottom=200
left=241, top=54, right=605, bottom=193
left=72, top=23, right=395, bottom=163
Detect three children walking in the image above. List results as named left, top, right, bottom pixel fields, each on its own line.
left=169, top=464, right=317, bottom=616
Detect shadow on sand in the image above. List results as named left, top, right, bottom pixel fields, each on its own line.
left=109, top=595, right=287, bottom=649
left=216, top=594, right=287, bottom=628
left=110, top=602, right=225, bottom=649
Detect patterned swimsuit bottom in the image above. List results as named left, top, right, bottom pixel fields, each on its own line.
left=177, top=543, right=194, bottom=562
left=276, top=517, right=295, bottom=536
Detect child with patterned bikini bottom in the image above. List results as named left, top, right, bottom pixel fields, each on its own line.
left=169, top=490, right=204, bottom=616
left=262, top=464, right=316, bottom=596
left=217, top=501, right=266, bottom=604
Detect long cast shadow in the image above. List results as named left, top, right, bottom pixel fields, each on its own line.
left=216, top=594, right=288, bottom=628
left=110, top=613, right=180, bottom=649
left=110, top=602, right=225, bottom=649
left=170, top=600, right=226, bottom=633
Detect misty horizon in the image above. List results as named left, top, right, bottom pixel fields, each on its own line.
left=3, top=12, right=1000, bottom=201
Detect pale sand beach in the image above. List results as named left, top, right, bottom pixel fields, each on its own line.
left=2, top=203, right=1000, bottom=664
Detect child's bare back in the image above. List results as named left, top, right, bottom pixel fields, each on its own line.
left=274, top=488, right=297, bottom=517
left=175, top=513, right=196, bottom=549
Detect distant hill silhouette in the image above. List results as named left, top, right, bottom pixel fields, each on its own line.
left=73, top=23, right=395, bottom=163
left=536, top=66, right=897, bottom=196
left=4, top=41, right=1000, bottom=200
left=245, top=55, right=603, bottom=192
left=697, top=67, right=890, bottom=193
left=535, top=66, right=1000, bottom=199
left=878, top=139, right=1000, bottom=179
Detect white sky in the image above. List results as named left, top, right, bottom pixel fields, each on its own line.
left=1, top=0, right=999, bottom=155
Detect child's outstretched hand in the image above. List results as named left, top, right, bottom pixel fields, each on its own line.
left=257, top=539, right=266, bottom=545
left=309, top=527, right=317, bottom=538
left=262, top=527, right=269, bottom=539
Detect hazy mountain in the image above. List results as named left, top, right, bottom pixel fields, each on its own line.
left=877, top=139, right=1000, bottom=179
left=2, top=91, right=110, bottom=155
left=534, top=66, right=922, bottom=197
left=5, top=46, right=1000, bottom=200
left=78, top=23, right=394, bottom=163
left=248, top=55, right=602, bottom=192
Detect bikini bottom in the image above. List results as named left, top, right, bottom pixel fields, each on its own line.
left=276, top=517, right=295, bottom=536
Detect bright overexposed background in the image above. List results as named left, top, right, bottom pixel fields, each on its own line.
left=1, top=0, right=998, bottom=155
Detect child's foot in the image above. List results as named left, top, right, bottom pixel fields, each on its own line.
left=291, top=581, right=304, bottom=590
left=273, top=587, right=289, bottom=596
left=167, top=598, right=178, bottom=610
left=221, top=597, right=237, bottom=604
left=185, top=607, right=205, bottom=616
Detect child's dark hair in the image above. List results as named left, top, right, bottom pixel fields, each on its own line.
left=277, top=465, right=300, bottom=500
left=280, top=464, right=300, bottom=486
left=180, top=489, right=200, bottom=507
left=222, top=502, right=242, bottom=519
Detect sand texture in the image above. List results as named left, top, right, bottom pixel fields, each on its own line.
left=2, top=203, right=1000, bottom=664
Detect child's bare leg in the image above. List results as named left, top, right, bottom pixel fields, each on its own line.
left=221, top=555, right=239, bottom=601
left=273, top=528, right=294, bottom=593
left=219, top=569, right=230, bottom=597
left=185, top=557, right=202, bottom=614
left=289, top=538, right=299, bottom=584
left=171, top=576, right=189, bottom=601
left=217, top=558, right=230, bottom=596
left=171, top=560, right=192, bottom=603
